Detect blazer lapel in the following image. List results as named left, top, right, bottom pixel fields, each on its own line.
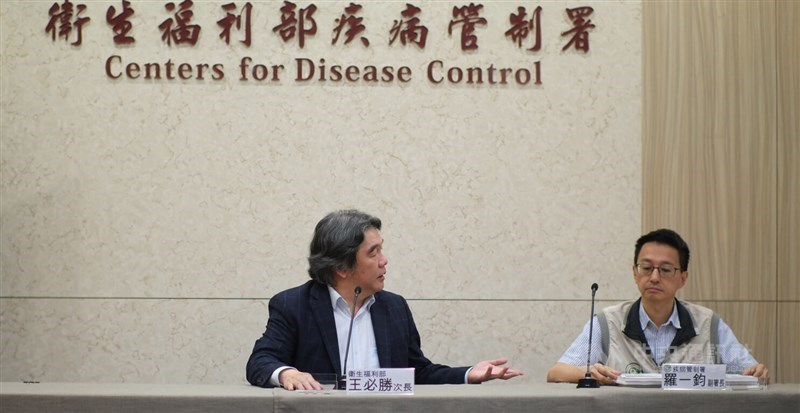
left=310, top=283, right=342, bottom=375
left=370, top=293, right=391, bottom=367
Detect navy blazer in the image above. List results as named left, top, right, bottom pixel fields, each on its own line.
left=246, top=280, right=469, bottom=387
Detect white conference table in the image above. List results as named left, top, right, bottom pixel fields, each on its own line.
left=1, top=381, right=798, bottom=413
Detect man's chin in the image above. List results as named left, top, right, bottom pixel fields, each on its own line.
left=643, top=291, right=670, bottom=301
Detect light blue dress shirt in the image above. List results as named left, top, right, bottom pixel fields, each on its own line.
left=558, top=303, right=758, bottom=373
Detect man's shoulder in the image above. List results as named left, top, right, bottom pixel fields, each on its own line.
left=676, top=299, right=716, bottom=316
left=601, top=299, right=638, bottom=314
left=271, top=280, right=322, bottom=301
left=374, top=289, right=407, bottom=306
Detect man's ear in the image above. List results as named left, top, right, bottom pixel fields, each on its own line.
left=334, top=268, right=350, bottom=281
left=678, top=270, right=688, bottom=288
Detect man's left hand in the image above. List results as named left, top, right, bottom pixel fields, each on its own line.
left=467, top=358, right=523, bottom=383
left=743, top=363, right=770, bottom=384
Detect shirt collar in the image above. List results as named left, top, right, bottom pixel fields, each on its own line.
left=327, top=285, right=376, bottom=314
left=639, top=300, right=682, bottom=330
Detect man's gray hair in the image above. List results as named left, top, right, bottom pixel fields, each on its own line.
left=307, top=209, right=382, bottom=285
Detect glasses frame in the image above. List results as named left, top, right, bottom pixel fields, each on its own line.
left=634, top=263, right=682, bottom=279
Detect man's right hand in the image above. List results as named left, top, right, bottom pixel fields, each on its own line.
left=589, top=363, right=621, bottom=385
left=278, top=369, right=324, bottom=391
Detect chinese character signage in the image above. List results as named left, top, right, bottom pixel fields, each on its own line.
left=346, top=368, right=415, bottom=394
left=662, top=364, right=726, bottom=390
left=42, top=1, right=600, bottom=87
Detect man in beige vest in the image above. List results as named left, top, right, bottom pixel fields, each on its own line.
left=547, top=229, right=769, bottom=385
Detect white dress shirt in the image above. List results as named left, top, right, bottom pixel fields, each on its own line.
left=328, top=285, right=381, bottom=373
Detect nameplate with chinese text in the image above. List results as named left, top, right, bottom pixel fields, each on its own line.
left=346, top=368, right=414, bottom=394
left=662, top=364, right=726, bottom=390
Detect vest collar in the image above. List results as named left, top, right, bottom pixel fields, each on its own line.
left=623, top=298, right=698, bottom=347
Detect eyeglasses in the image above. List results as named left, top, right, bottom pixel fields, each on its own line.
left=635, top=264, right=681, bottom=278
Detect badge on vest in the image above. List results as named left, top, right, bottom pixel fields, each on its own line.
left=625, top=362, right=643, bottom=374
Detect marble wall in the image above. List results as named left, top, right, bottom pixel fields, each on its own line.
left=0, top=1, right=641, bottom=384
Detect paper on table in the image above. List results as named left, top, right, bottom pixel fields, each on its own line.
left=725, top=374, right=761, bottom=390
left=615, top=373, right=661, bottom=386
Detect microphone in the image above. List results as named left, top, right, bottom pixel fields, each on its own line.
left=337, top=286, right=361, bottom=390
left=577, top=283, right=600, bottom=388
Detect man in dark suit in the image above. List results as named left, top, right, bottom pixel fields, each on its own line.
left=246, top=209, right=523, bottom=390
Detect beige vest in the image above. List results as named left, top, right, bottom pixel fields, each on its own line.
left=597, top=299, right=721, bottom=373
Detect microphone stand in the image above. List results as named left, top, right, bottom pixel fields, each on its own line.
left=577, top=283, right=600, bottom=388
left=336, top=286, right=361, bottom=390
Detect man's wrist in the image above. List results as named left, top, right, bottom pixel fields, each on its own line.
left=271, top=366, right=295, bottom=387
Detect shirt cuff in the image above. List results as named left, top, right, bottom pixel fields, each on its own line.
left=270, top=366, right=295, bottom=387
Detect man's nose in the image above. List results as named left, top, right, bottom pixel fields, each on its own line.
left=649, top=268, right=662, bottom=281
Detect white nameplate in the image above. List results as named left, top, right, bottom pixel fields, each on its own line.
left=662, top=363, right=726, bottom=390
left=345, top=368, right=415, bottom=394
